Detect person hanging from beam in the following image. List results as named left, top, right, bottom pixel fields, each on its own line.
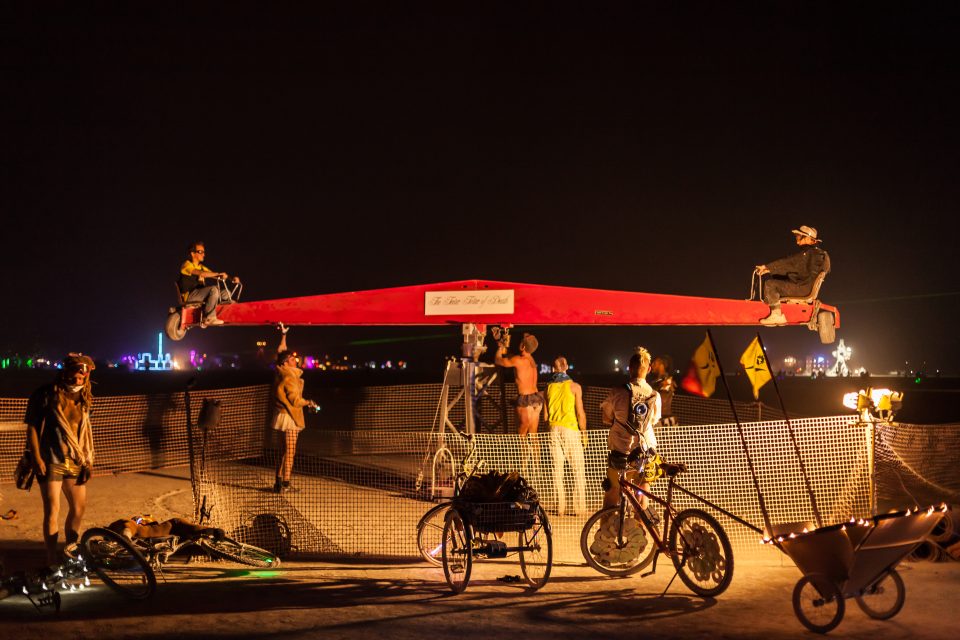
left=494, top=331, right=542, bottom=479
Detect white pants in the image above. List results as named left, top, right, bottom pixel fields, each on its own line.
left=550, top=426, right=586, bottom=515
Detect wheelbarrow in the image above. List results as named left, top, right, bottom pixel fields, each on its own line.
left=769, top=505, right=949, bottom=633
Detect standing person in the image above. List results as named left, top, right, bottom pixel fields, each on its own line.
left=24, top=354, right=96, bottom=564
left=178, top=241, right=241, bottom=327
left=543, top=356, right=587, bottom=516
left=647, top=355, right=678, bottom=426
left=755, top=225, right=830, bottom=326
left=600, top=347, right=661, bottom=511
left=271, top=324, right=317, bottom=493
left=495, top=332, right=542, bottom=477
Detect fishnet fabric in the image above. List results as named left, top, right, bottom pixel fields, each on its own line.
left=0, top=386, right=270, bottom=481
left=336, top=383, right=788, bottom=434
left=4, top=385, right=959, bottom=568
left=874, top=421, right=960, bottom=511
left=195, top=414, right=875, bottom=564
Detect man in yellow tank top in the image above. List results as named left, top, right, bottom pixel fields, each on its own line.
left=543, top=356, right=587, bottom=516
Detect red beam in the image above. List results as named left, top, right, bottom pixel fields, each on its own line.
left=182, top=279, right=838, bottom=329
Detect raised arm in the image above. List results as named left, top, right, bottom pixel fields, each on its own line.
left=494, top=344, right=518, bottom=368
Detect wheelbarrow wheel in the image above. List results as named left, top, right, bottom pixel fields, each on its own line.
left=441, top=509, right=472, bottom=594
left=855, top=569, right=905, bottom=620
left=668, top=509, right=734, bottom=597
left=793, top=573, right=845, bottom=634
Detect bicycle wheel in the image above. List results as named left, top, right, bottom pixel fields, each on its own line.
left=855, top=569, right=905, bottom=620
left=668, top=509, right=733, bottom=597
left=793, top=573, right=845, bottom=633
left=518, top=505, right=552, bottom=590
left=200, top=536, right=281, bottom=568
left=441, top=509, right=472, bottom=594
left=80, top=527, right=156, bottom=600
left=580, top=505, right=656, bottom=577
left=416, top=503, right=450, bottom=566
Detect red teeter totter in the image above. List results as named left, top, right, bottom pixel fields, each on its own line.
left=165, top=279, right=839, bottom=343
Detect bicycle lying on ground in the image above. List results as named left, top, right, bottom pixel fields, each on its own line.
left=580, top=445, right=734, bottom=597
left=119, top=516, right=281, bottom=577
left=0, top=527, right=155, bottom=613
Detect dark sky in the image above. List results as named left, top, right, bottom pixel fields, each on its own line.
left=3, top=2, right=959, bottom=375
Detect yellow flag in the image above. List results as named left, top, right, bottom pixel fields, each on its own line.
left=681, top=333, right=720, bottom=397
left=740, top=336, right=772, bottom=400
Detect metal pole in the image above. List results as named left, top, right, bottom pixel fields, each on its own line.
left=707, top=329, right=775, bottom=537
left=463, top=358, right=476, bottom=435
left=755, top=333, right=823, bottom=528
left=867, top=420, right=876, bottom=515
left=184, top=377, right=199, bottom=522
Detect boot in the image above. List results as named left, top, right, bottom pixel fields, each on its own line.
left=273, top=477, right=283, bottom=494
left=760, top=307, right=787, bottom=326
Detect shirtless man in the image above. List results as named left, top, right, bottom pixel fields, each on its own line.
left=495, top=332, right=542, bottom=436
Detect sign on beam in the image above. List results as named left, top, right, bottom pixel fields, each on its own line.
left=424, top=290, right=515, bottom=315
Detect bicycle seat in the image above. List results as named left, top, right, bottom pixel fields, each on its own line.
left=660, top=462, right=686, bottom=477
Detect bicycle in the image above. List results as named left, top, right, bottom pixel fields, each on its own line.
left=121, top=516, right=281, bottom=577
left=580, top=445, right=734, bottom=597
left=1, top=527, right=155, bottom=613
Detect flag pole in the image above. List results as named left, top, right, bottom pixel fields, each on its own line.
left=707, top=329, right=775, bottom=536
left=755, top=332, right=823, bottom=527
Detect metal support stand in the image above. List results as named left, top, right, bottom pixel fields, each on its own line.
left=428, top=323, right=508, bottom=498
left=866, top=420, right=877, bottom=515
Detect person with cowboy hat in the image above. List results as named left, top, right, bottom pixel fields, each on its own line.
left=755, top=225, right=830, bottom=326
left=23, top=353, right=97, bottom=564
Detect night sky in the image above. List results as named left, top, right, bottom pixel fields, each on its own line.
left=3, top=3, right=959, bottom=375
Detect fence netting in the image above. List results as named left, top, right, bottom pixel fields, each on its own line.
left=2, top=383, right=958, bottom=566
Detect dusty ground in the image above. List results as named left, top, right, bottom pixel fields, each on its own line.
left=1, top=469, right=958, bottom=639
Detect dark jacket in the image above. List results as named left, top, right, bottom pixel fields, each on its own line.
left=765, top=246, right=830, bottom=288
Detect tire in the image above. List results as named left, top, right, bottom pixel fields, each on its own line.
left=855, top=569, right=905, bottom=620
left=80, top=527, right=156, bottom=600
left=200, top=536, right=281, bottom=568
left=793, top=573, right=845, bottom=634
left=416, top=503, right=450, bottom=566
left=165, top=310, right=187, bottom=341
left=580, top=505, right=657, bottom=577
left=441, top=509, right=472, bottom=594
left=668, top=509, right=734, bottom=597
left=518, top=505, right=552, bottom=590
left=817, top=310, right=836, bottom=344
